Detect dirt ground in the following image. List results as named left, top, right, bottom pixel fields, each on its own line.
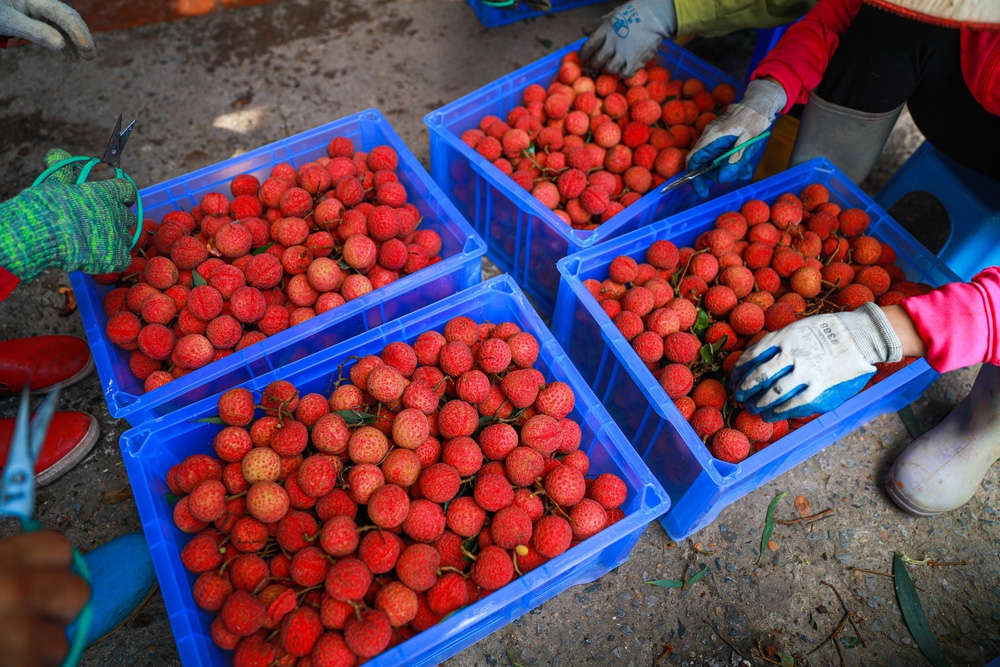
left=1, top=1, right=997, bottom=666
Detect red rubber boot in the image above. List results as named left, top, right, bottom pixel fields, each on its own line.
left=0, top=335, right=95, bottom=394
left=0, top=411, right=100, bottom=486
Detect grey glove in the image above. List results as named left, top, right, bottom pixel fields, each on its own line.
left=580, top=0, right=676, bottom=78
left=0, top=0, right=95, bottom=61
left=686, top=78, right=786, bottom=192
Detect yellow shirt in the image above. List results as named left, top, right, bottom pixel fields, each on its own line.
left=674, top=0, right=817, bottom=37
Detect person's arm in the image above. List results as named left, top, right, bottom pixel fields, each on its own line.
left=733, top=267, right=1000, bottom=421
left=751, top=0, right=863, bottom=112
left=900, top=267, right=1000, bottom=373
left=674, top=0, right=815, bottom=38
left=0, top=531, right=91, bottom=666
left=0, top=149, right=138, bottom=281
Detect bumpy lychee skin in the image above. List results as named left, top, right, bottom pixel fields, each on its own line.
left=533, top=515, right=573, bottom=558
left=659, top=364, right=694, bottom=399
left=395, top=542, right=441, bottom=593
left=472, top=545, right=514, bottom=590
left=663, top=332, right=701, bottom=364
left=710, top=428, right=751, bottom=463
left=729, top=302, right=765, bottom=336
left=544, top=465, right=586, bottom=506
left=589, top=473, right=628, bottom=509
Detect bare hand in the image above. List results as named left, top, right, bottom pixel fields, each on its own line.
left=0, top=531, right=91, bottom=667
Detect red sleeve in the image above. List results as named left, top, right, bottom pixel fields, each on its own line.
left=751, top=0, right=864, bottom=113
left=900, top=267, right=1000, bottom=373
left=0, top=267, right=18, bottom=303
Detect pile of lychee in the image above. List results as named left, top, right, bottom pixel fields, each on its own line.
left=169, top=315, right=628, bottom=664
left=98, top=137, right=444, bottom=394
left=584, top=184, right=929, bottom=463
left=462, top=50, right=734, bottom=230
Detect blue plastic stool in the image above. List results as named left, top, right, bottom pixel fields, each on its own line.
left=876, top=142, right=1000, bottom=281
left=746, top=27, right=788, bottom=82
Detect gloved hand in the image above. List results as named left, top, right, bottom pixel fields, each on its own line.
left=579, top=0, right=676, bottom=78
left=731, top=303, right=903, bottom=421
left=686, top=78, right=785, bottom=197
left=0, top=148, right=138, bottom=281
left=0, top=0, right=95, bottom=60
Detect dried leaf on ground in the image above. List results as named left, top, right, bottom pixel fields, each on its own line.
left=100, top=486, right=132, bottom=505
left=57, top=286, right=77, bottom=316
left=894, top=552, right=949, bottom=667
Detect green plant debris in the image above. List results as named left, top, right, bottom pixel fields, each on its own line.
left=758, top=492, right=787, bottom=565
left=894, top=552, right=949, bottom=667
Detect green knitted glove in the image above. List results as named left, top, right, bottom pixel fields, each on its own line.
left=0, top=149, right=137, bottom=280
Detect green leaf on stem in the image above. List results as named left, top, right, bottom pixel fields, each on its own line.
left=331, top=410, right=379, bottom=426
left=191, top=416, right=225, bottom=424
left=758, top=492, right=787, bottom=565
left=251, top=242, right=274, bottom=256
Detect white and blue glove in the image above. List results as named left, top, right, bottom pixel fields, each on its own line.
left=579, top=0, right=677, bottom=79
left=686, top=79, right=785, bottom=197
left=731, top=303, right=902, bottom=422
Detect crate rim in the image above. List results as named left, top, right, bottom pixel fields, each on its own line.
left=555, top=156, right=960, bottom=487
left=120, top=274, right=671, bottom=666
left=78, top=107, right=487, bottom=422
left=422, top=37, right=745, bottom=251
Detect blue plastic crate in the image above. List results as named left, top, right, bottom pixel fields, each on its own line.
left=551, top=158, right=961, bottom=540
left=72, top=109, right=486, bottom=426
left=120, top=275, right=670, bottom=667
left=466, top=0, right=602, bottom=28
left=425, top=38, right=752, bottom=318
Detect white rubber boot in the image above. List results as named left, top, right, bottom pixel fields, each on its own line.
left=788, top=92, right=904, bottom=184
left=885, top=364, right=1000, bottom=516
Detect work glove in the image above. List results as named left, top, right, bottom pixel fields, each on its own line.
left=579, top=0, right=676, bottom=78
left=0, top=0, right=95, bottom=60
left=686, top=78, right=785, bottom=197
left=731, top=303, right=902, bottom=421
left=0, top=148, right=138, bottom=281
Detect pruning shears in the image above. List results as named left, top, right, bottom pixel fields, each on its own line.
left=32, top=114, right=143, bottom=249
left=659, top=131, right=772, bottom=194
left=2, top=386, right=92, bottom=667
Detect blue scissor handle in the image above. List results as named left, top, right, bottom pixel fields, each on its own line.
left=32, top=156, right=144, bottom=251
left=3, top=388, right=92, bottom=667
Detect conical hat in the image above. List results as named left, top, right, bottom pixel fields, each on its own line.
left=864, top=0, right=1000, bottom=29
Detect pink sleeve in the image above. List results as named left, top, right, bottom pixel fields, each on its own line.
left=750, top=0, right=863, bottom=113
left=901, top=267, right=1000, bottom=373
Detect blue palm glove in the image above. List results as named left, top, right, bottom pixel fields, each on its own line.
left=580, top=0, right=677, bottom=79
left=686, top=79, right=785, bottom=197
left=731, top=303, right=902, bottom=422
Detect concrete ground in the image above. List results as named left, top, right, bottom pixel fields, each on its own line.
left=1, top=1, right=998, bottom=666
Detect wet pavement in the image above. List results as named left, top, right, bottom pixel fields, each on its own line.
left=1, top=1, right=997, bottom=666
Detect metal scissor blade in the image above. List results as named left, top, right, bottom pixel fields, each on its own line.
left=102, top=114, right=136, bottom=169
left=119, top=120, right=136, bottom=152
left=28, top=387, right=60, bottom=461
left=659, top=165, right=709, bottom=194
